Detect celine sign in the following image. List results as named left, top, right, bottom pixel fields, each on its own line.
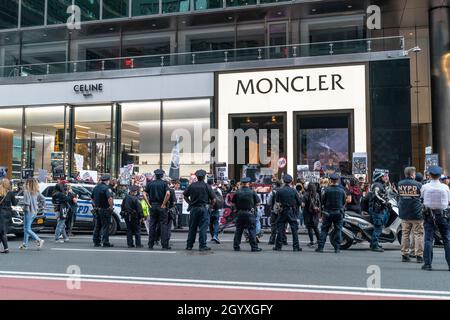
left=73, top=83, right=104, bottom=97
left=236, top=74, right=344, bottom=96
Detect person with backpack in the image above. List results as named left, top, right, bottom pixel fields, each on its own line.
left=268, top=181, right=287, bottom=246
left=346, top=177, right=362, bottom=214
left=208, top=177, right=224, bottom=244
left=20, top=178, right=45, bottom=250
left=121, top=185, right=144, bottom=248
left=65, top=185, right=78, bottom=237
left=0, top=179, right=18, bottom=254
left=52, top=184, right=70, bottom=243
left=302, top=182, right=321, bottom=247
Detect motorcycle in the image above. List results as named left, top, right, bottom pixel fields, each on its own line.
left=329, top=196, right=402, bottom=250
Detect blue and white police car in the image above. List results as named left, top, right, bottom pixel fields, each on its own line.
left=34, top=183, right=126, bottom=235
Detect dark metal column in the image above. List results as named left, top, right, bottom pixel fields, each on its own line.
left=430, top=0, right=450, bottom=173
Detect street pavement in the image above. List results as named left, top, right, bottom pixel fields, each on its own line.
left=0, top=231, right=449, bottom=300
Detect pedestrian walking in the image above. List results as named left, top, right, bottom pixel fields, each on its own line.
left=316, top=174, right=346, bottom=254
left=20, top=178, right=45, bottom=250
left=184, top=170, right=216, bottom=251
left=91, top=175, right=115, bottom=248
left=52, top=184, right=70, bottom=243
left=420, top=166, right=450, bottom=271
left=398, top=167, right=424, bottom=263
left=0, top=179, right=17, bottom=254
left=144, top=169, right=171, bottom=250
left=302, top=183, right=321, bottom=247
left=232, top=177, right=262, bottom=252
left=121, top=185, right=144, bottom=248
left=272, top=175, right=303, bottom=252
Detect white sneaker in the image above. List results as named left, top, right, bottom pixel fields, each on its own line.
left=37, top=239, right=45, bottom=249
left=64, top=238, right=70, bottom=242
left=56, top=239, right=64, bottom=244
left=19, top=244, right=27, bottom=250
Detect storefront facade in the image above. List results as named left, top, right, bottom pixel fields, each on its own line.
left=0, top=56, right=412, bottom=183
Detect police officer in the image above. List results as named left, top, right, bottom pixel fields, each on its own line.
left=315, top=173, right=346, bottom=254
left=273, top=175, right=302, bottom=252
left=398, top=167, right=424, bottom=263
left=420, top=166, right=450, bottom=271
left=368, top=172, right=390, bottom=252
left=121, top=185, right=144, bottom=248
left=91, top=175, right=114, bottom=247
left=232, top=177, right=262, bottom=252
left=144, top=169, right=171, bottom=250
left=267, top=181, right=287, bottom=246
left=184, top=170, right=216, bottom=251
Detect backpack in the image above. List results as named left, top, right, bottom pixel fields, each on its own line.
left=309, top=193, right=321, bottom=215
left=268, top=190, right=282, bottom=215
left=213, top=189, right=224, bottom=210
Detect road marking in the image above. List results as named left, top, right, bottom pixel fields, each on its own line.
left=0, top=271, right=449, bottom=299
left=50, top=248, right=176, bottom=254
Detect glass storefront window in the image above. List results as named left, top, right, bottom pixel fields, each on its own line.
left=21, top=0, right=45, bottom=27
left=162, top=0, right=190, bottom=14
left=0, top=108, right=23, bottom=180
left=121, top=102, right=161, bottom=175
left=0, top=0, right=19, bottom=30
left=225, top=0, right=256, bottom=7
left=297, top=115, right=350, bottom=176
left=132, top=0, right=159, bottom=16
left=74, top=106, right=112, bottom=177
left=75, top=0, right=100, bottom=21
left=230, top=114, right=285, bottom=182
left=194, top=0, right=222, bottom=10
left=47, top=0, right=72, bottom=25
left=162, top=99, right=211, bottom=178
left=25, top=106, right=68, bottom=180
left=103, top=0, right=129, bottom=19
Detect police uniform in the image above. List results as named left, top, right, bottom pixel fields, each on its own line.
left=121, top=186, right=144, bottom=248
left=368, top=173, right=389, bottom=251
left=184, top=170, right=216, bottom=251
left=146, top=169, right=171, bottom=250
left=267, top=185, right=288, bottom=246
left=316, top=174, right=347, bottom=253
left=232, top=177, right=262, bottom=252
left=91, top=175, right=114, bottom=247
left=420, top=166, right=450, bottom=271
left=273, top=175, right=302, bottom=251
left=398, top=176, right=424, bottom=261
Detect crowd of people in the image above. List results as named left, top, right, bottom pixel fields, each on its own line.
left=0, top=165, right=449, bottom=272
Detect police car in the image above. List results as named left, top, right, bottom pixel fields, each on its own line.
left=7, top=204, right=46, bottom=236
left=19, top=183, right=126, bottom=235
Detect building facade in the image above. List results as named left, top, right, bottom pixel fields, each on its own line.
left=0, top=0, right=445, bottom=182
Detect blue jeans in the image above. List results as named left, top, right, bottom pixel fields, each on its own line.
left=23, top=212, right=40, bottom=246
left=55, top=218, right=68, bottom=241
left=255, top=216, right=261, bottom=235
left=424, top=213, right=450, bottom=268
left=209, top=210, right=220, bottom=240
left=370, top=209, right=386, bottom=248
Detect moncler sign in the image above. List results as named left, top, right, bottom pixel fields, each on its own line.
left=236, top=74, right=344, bottom=95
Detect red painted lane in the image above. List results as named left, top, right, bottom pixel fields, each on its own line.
left=0, top=277, right=408, bottom=300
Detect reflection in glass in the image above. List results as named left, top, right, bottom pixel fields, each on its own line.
left=162, top=99, right=211, bottom=177
left=0, top=0, right=19, bottom=30
left=47, top=0, right=72, bottom=25
left=0, top=108, right=23, bottom=179
left=21, top=0, right=45, bottom=27
left=162, top=0, right=190, bottom=13
left=103, top=0, right=129, bottom=19
left=121, top=102, right=161, bottom=174
left=298, top=115, right=350, bottom=175
left=132, top=0, right=159, bottom=16
left=25, top=106, right=67, bottom=180
left=74, top=106, right=112, bottom=176
left=194, top=0, right=222, bottom=10
left=75, top=0, right=100, bottom=21
left=226, top=0, right=256, bottom=7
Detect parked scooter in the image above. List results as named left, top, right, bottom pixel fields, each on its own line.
left=329, top=197, right=401, bottom=250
